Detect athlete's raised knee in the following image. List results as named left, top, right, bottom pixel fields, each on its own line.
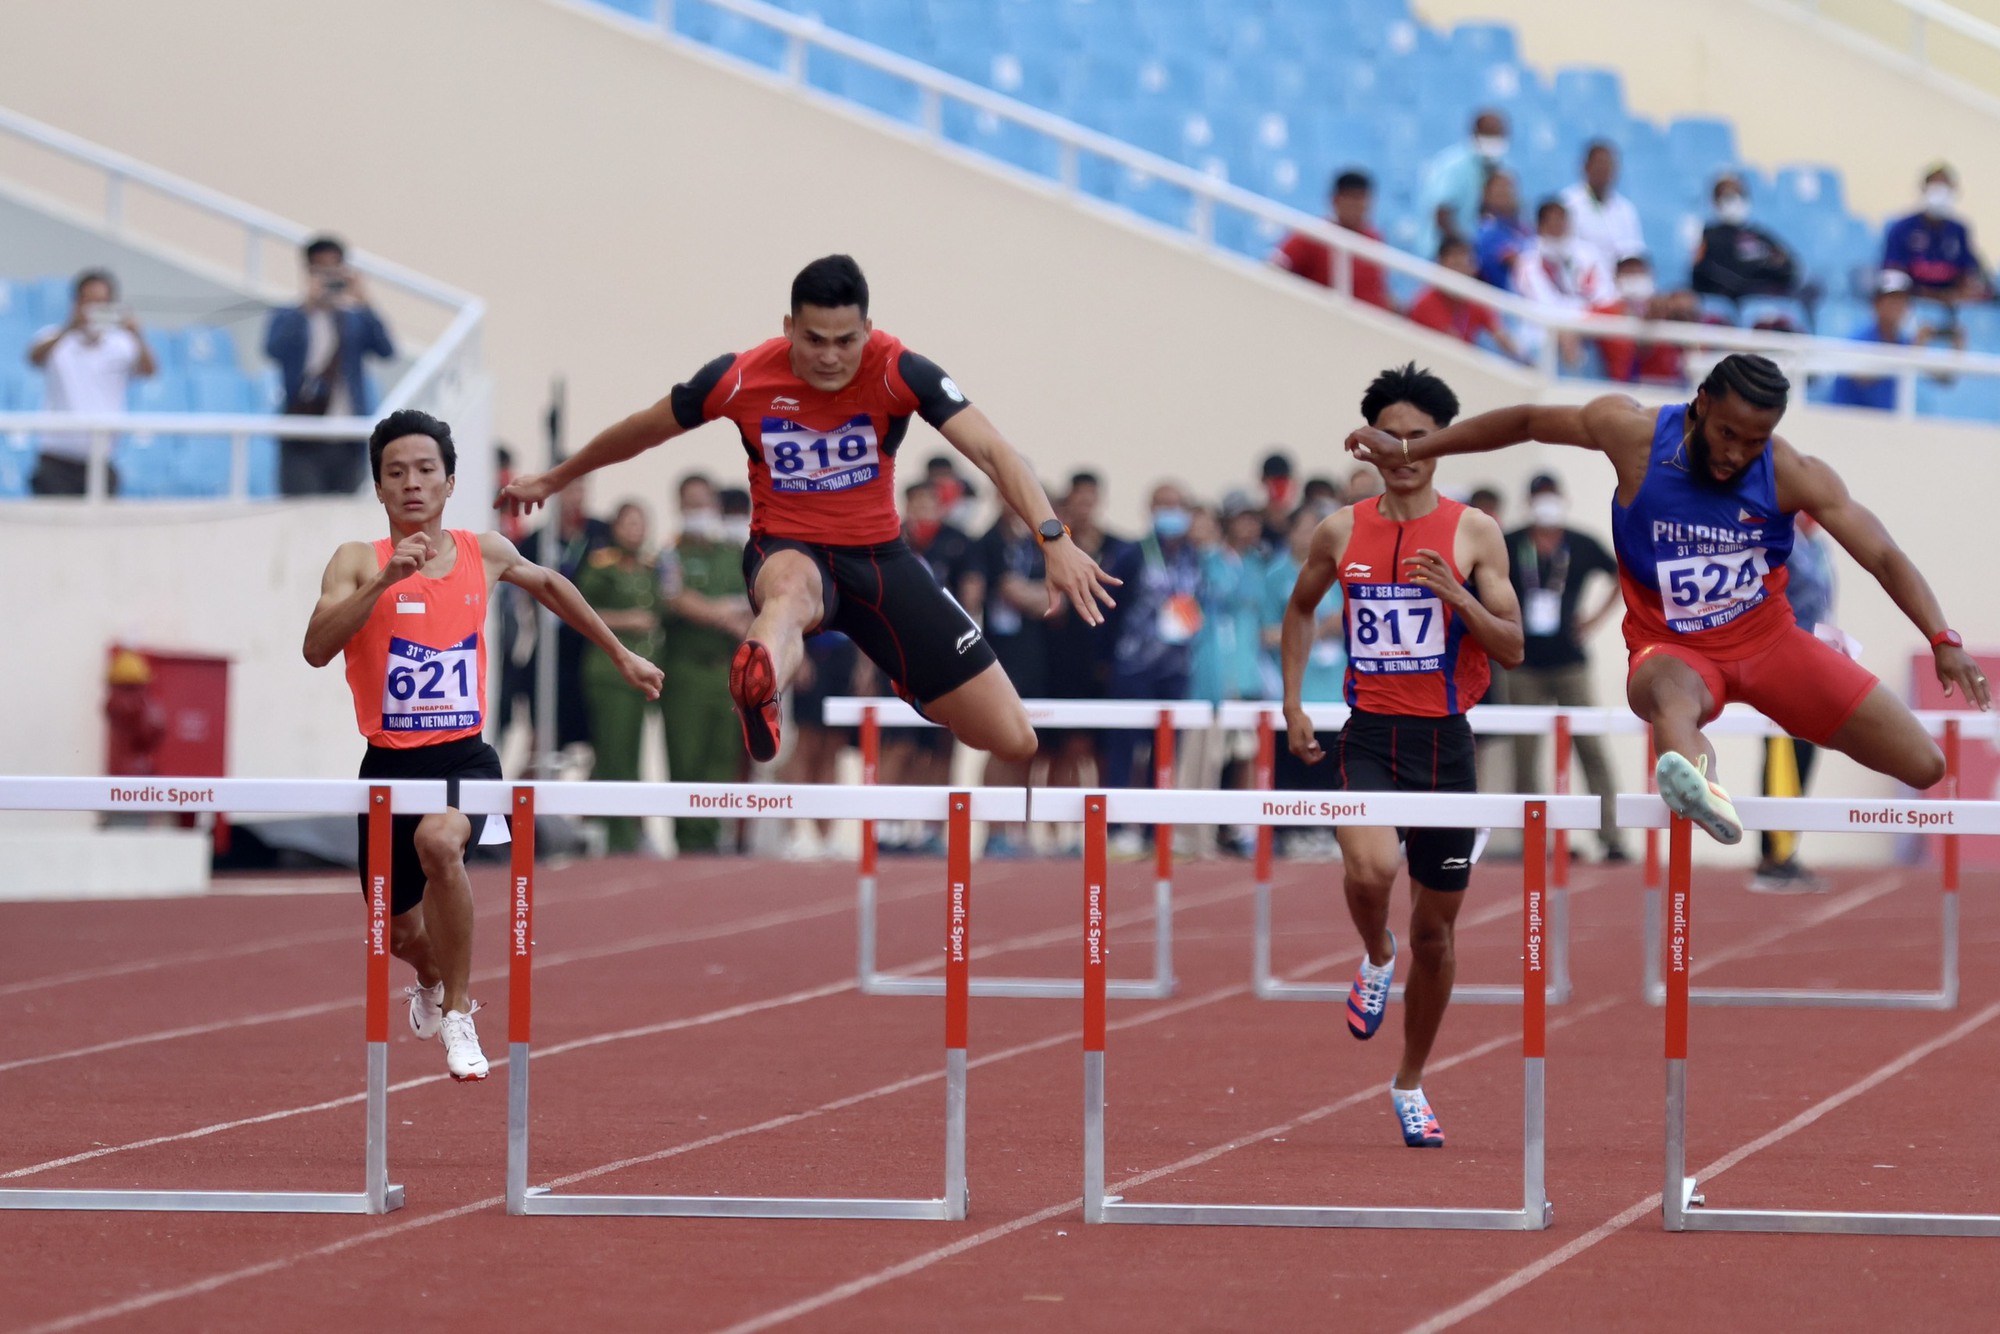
left=982, top=717, right=1038, bottom=764
left=1900, top=739, right=1947, bottom=792
left=412, top=817, right=467, bottom=876
left=1344, top=856, right=1399, bottom=897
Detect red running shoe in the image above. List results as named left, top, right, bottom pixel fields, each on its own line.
left=730, top=640, right=782, bottom=763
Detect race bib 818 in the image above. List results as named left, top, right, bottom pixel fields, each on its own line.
left=760, top=414, right=881, bottom=493
left=382, top=633, right=482, bottom=733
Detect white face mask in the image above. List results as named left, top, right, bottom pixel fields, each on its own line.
left=1925, top=182, right=1957, bottom=216
left=1541, top=235, right=1571, bottom=261
left=1475, top=135, right=1508, bottom=162
left=1529, top=494, right=1567, bottom=528
left=722, top=518, right=751, bottom=546
left=1716, top=194, right=1750, bottom=226
left=1617, top=274, right=1656, bottom=302
left=681, top=508, right=724, bottom=542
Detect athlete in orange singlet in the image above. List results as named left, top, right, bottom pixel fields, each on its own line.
left=305, top=410, right=662, bottom=1081
left=498, top=255, right=1119, bottom=767
left=1283, top=364, right=1524, bottom=1148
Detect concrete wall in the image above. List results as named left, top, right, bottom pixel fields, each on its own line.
left=1414, top=0, right=2000, bottom=230
left=0, top=0, right=1994, bottom=864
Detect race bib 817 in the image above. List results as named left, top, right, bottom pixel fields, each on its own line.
left=382, top=633, right=482, bottom=733
left=760, top=414, right=881, bottom=493
left=1347, top=584, right=1447, bottom=674
left=1654, top=547, right=1769, bottom=633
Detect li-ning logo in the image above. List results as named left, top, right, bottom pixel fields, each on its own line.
left=954, top=627, right=981, bottom=654
left=1440, top=857, right=1471, bottom=869
left=771, top=395, right=801, bottom=412
left=1344, top=562, right=1373, bottom=579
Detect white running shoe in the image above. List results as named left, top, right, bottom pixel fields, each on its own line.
left=439, top=1005, right=489, bottom=1082
left=1655, top=752, right=1744, bottom=845
left=406, top=981, right=445, bottom=1041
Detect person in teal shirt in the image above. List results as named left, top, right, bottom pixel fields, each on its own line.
left=1265, top=503, right=1346, bottom=858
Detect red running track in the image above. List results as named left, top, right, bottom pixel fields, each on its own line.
left=2, top=850, right=1998, bottom=1333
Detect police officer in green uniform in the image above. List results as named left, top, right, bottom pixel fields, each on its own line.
left=659, top=474, right=753, bottom=852
left=575, top=501, right=665, bottom=853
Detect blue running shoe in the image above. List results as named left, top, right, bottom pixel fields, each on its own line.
left=1391, top=1085, right=1444, bottom=1148
left=1346, top=933, right=1396, bottom=1040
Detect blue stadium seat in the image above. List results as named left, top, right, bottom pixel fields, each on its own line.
left=672, top=1, right=790, bottom=69
left=1739, top=295, right=1810, bottom=333
left=1957, top=303, right=2000, bottom=351
left=592, top=0, right=659, bottom=19
left=1814, top=297, right=1872, bottom=340
left=1666, top=117, right=1736, bottom=179
left=1774, top=165, right=1845, bottom=217
left=1917, top=374, right=2000, bottom=422
left=1552, top=67, right=1626, bottom=137
left=25, top=276, right=71, bottom=328
left=1448, top=20, right=1518, bottom=67
left=940, top=103, right=1063, bottom=178
left=181, top=325, right=239, bottom=371
left=1696, top=293, right=1740, bottom=325
left=808, top=49, right=925, bottom=122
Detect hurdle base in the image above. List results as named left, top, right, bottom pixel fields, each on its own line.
left=864, top=972, right=1172, bottom=1000
left=1668, top=1189, right=2000, bottom=1237
left=0, top=1185, right=404, bottom=1214
left=1090, top=1200, right=1551, bottom=1230
left=514, top=1189, right=954, bottom=1220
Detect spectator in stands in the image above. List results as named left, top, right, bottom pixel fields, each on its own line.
left=266, top=235, right=395, bottom=496
left=1504, top=475, right=1629, bottom=862
left=1343, top=465, right=1383, bottom=507
left=1474, top=171, right=1531, bottom=291
left=1561, top=140, right=1646, bottom=265
left=1883, top=163, right=1990, bottom=304
left=659, top=473, right=752, bottom=853
left=1514, top=199, right=1615, bottom=371
left=1826, top=269, right=1962, bottom=411
left=1466, top=486, right=1503, bottom=522
left=969, top=507, right=1048, bottom=858
left=1264, top=501, right=1344, bottom=858
left=26, top=267, right=155, bottom=496
left=1181, top=497, right=1266, bottom=856
left=1101, top=482, right=1202, bottom=857
left=1299, top=476, right=1340, bottom=511
left=1043, top=471, right=1124, bottom=810
left=1416, top=108, right=1509, bottom=262
left=1272, top=170, right=1393, bottom=310
left=523, top=481, right=613, bottom=759
left=1692, top=173, right=1799, bottom=303
left=925, top=453, right=981, bottom=532
left=575, top=501, right=666, bottom=855
left=718, top=485, right=752, bottom=546
left=1257, top=451, right=1294, bottom=551
left=1592, top=254, right=1701, bottom=386
left=1754, top=513, right=1839, bottom=893
left=1409, top=238, right=1521, bottom=359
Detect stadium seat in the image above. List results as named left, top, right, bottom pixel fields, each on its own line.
left=1552, top=68, right=1626, bottom=138
left=1774, top=165, right=1845, bottom=217
left=1447, top=20, right=1518, bottom=67
left=1666, top=117, right=1737, bottom=180
left=1917, top=373, right=2000, bottom=422
left=808, top=49, right=925, bottom=122
left=940, top=103, right=1063, bottom=179
left=1739, top=295, right=1810, bottom=333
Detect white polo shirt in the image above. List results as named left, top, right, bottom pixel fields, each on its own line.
left=1560, top=182, right=1647, bottom=265
left=37, top=326, right=141, bottom=461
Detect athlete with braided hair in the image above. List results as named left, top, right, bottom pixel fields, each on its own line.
left=1346, top=353, right=1990, bottom=844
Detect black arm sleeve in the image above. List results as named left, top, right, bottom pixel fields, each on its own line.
left=896, top=350, right=973, bottom=429
left=668, top=353, right=738, bottom=431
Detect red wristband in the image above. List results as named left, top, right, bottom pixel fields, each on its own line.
left=1931, top=628, right=1963, bottom=650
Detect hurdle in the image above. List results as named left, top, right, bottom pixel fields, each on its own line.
left=1631, top=795, right=2000, bottom=1235
left=1044, top=786, right=1597, bottom=1229
left=0, top=776, right=408, bottom=1215
left=484, top=780, right=1024, bottom=1219
left=1219, top=702, right=1623, bottom=1006
left=824, top=697, right=1211, bottom=999
left=1638, top=712, right=1993, bottom=1009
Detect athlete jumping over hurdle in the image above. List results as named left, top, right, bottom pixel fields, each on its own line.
left=1283, top=363, right=1525, bottom=1148
left=305, top=410, right=663, bottom=1081
left=1345, top=353, right=1992, bottom=846
left=497, top=255, right=1119, bottom=765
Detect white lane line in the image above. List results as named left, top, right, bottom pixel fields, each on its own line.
left=1400, top=997, right=2000, bottom=1334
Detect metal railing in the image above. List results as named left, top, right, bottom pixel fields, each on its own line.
left=575, top=0, right=2000, bottom=418
left=1793, top=0, right=2000, bottom=70
left=0, top=104, right=486, bottom=502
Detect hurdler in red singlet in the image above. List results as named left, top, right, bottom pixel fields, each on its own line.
left=305, top=410, right=661, bottom=1083
left=1282, top=363, right=1525, bottom=1152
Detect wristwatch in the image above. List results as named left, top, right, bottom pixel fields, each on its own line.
left=1930, top=628, right=1964, bottom=650
left=1037, top=519, right=1070, bottom=545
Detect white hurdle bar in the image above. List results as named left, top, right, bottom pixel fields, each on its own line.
left=824, top=697, right=1212, bottom=1000
left=1634, top=713, right=1989, bottom=1009
left=1217, top=702, right=1636, bottom=1006
left=1642, top=796, right=2000, bottom=1236
left=0, top=776, right=412, bottom=1215
left=466, top=780, right=1026, bottom=1220
left=1042, top=786, right=1597, bottom=1230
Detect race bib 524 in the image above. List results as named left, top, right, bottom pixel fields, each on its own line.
left=1655, top=547, right=1769, bottom=633
left=382, top=633, right=481, bottom=732
left=760, top=414, right=881, bottom=493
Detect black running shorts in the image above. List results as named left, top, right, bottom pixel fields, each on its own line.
left=354, top=734, right=503, bottom=917
left=1332, top=709, right=1478, bottom=892
left=744, top=535, right=998, bottom=706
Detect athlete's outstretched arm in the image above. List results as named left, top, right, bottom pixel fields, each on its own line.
left=1280, top=512, right=1351, bottom=764
left=496, top=396, right=687, bottom=516
left=1405, top=510, right=1525, bottom=670
left=1778, top=445, right=1991, bottom=710
left=1345, top=395, right=1654, bottom=476
left=938, top=406, right=1122, bottom=626
left=479, top=533, right=665, bottom=700
left=303, top=538, right=427, bottom=668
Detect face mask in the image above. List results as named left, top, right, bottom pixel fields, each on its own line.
left=1475, top=135, right=1508, bottom=161
left=722, top=518, right=751, bottom=545
left=1925, top=183, right=1956, bottom=216
left=1617, top=274, right=1656, bottom=302
left=1716, top=195, right=1750, bottom=226
left=1529, top=494, right=1567, bottom=528
left=681, top=508, right=723, bottom=542
left=1152, top=507, right=1191, bottom=540
left=1265, top=476, right=1294, bottom=507
left=1541, top=235, right=1570, bottom=262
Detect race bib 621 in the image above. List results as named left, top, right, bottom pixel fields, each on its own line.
left=383, top=633, right=482, bottom=733
left=760, top=414, right=881, bottom=493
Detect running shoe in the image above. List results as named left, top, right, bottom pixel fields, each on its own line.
left=729, top=640, right=782, bottom=764
left=1750, top=858, right=1827, bottom=894
left=439, top=1005, right=489, bottom=1082
left=1346, top=933, right=1396, bottom=1040
left=1654, top=752, right=1743, bottom=845
left=1391, top=1084, right=1445, bottom=1148
left=405, top=980, right=445, bottom=1041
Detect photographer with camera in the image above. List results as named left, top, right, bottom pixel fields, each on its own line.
left=265, top=234, right=395, bottom=496
left=25, top=267, right=156, bottom=496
